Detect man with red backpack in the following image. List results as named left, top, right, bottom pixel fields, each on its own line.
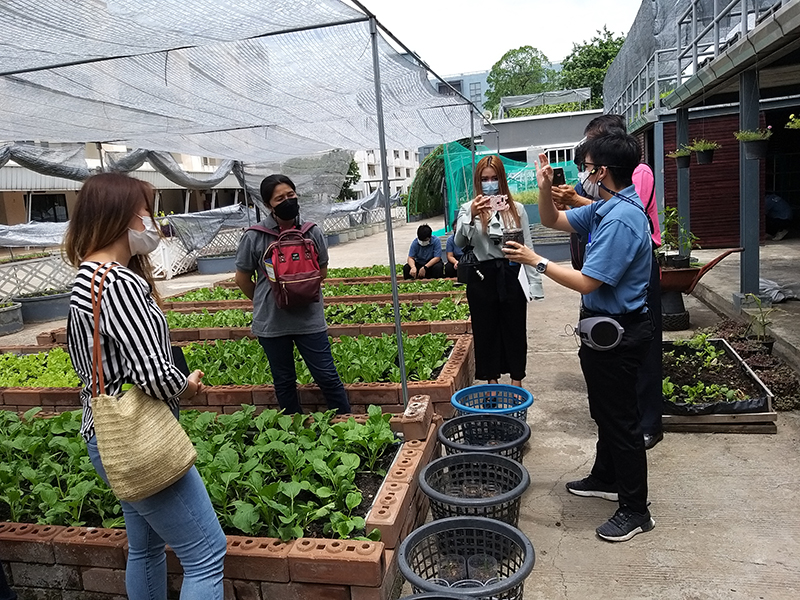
left=235, top=174, right=350, bottom=415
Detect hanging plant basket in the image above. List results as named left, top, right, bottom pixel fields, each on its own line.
left=0, top=301, right=24, bottom=336
left=695, top=149, right=715, bottom=164
left=675, top=155, right=691, bottom=169
left=742, top=139, right=769, bottom=160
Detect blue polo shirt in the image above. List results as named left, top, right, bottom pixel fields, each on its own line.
left=408, top=236, right=442, bottom=263
left=565, top=185, right=651, bottom=314
left=445, top=234, right=463, bottom=259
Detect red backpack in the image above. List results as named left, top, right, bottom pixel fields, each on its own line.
left=248, top=222, right=322, bottom=310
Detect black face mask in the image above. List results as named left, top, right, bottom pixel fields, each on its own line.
left=273, top=196, right=299, bottom=221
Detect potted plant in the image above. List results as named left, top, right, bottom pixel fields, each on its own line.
left=733, top=127, right=772, bottom=160
left=0, top=296, right=24, bottom=336
left=658, top=206, right=699, bottom=268
left=785, top=114, right=800, bottom=130
left=743, top=293, right=776, bottom=353
left=11, top=288, right=72, bottom=323
left=687, top=138, right=721, bottom=164
left=666, top=147, right=691, bottom=169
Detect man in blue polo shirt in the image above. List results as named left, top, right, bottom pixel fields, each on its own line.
left=403, top=224, right=444, bottom=279
left=504, top=132, right=654, bottom=542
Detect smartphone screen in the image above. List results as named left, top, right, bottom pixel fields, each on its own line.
left=552, top=167, right=566, bottom=186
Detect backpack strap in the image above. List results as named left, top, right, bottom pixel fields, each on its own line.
left=299, top=221, right=316, bottom=235
left=247, top=224, right=279, bottom=236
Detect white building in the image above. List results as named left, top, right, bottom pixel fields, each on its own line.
left=353, top=148, right=419, bottom=198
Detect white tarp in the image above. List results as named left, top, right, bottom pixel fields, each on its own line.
left=499, top=88, right=592, bottom=117
left=0, top=1, right=477, bottom=163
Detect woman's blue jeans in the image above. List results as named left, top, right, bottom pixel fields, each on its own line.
left=87, top=437, right=226, bottom=600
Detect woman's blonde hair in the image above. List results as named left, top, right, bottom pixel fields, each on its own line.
left=64, top=173, right=161, bottom=302
left=472, top=155, right=521, bottom=232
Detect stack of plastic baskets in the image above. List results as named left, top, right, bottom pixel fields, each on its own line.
left=438, top=414, right=531, bottom=462
left=419, top=452, right=530, bottom=526
left=398, top=516, right=535, bottom=600
left=450, top=384, right=533, bottom=421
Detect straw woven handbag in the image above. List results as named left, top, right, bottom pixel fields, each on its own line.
left=89, top=264, right=196, bottom=502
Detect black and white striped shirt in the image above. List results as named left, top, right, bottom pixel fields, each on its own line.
left=67, top=262, right=187, bottom=442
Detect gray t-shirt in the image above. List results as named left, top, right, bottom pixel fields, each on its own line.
left=235, top=215, right=329, bottom=338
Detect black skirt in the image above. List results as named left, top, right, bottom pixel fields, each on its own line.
left=466, top=259, right=528, bottom=381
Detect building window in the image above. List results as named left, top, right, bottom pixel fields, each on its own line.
left=393, top=150, right=400, bottom=159
left=29, top=193, right=68, bottom=223
left=404, top=150, right=410, bottom=160
left=437, top=80, right=462, bottom=95
left=406, top=168, right=411, bottom=177
left=395, top=167, right=402, bottom=178
left=367, top=150, right=376, bottom=163
left=469, top=81, right=482, bottom=103
left=368, top=165, right=376, bottom=177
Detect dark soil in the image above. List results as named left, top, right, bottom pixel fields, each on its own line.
left=698, top=320, right=800, bottom=410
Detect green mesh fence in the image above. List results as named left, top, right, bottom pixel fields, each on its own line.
left=439, top=142, right=579, bottom=232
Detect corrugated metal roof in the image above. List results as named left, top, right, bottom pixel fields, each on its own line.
left=0, top=165, right=242, bottom=191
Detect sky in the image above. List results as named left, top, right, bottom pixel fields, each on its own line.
left=352, top=0, right=645, bottom=76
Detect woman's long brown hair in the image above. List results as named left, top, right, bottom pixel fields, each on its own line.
left=471, top=155, right=522, bottom=233
left=64, top=173, right=161, bottom=303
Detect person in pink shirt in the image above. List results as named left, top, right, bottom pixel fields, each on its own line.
left=552, top=114, right=664, bottom=450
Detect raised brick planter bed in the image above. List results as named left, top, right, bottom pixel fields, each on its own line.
left=0, top=411, right=442, bottom=600
left=216, top=276, right=458, bottom=287
left=0, top=337, right=474, bottom=417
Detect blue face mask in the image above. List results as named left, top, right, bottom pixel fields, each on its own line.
left=481, top=180, right=500, bottom=195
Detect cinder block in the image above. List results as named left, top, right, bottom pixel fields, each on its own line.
left=81, top=567, right=127, bottom=595
left=0, top=523, right=63, bottom=564
left=53, top=527, right=127, bottom=569
left=288, top=538, right=384, bottom=587
left=233, top=579, right=263, bottom=600
left=364, top=482, right=411, bottom=549
left=224, top=536, right=293, bottom=582
left=10, top=562, right=81, bottom=589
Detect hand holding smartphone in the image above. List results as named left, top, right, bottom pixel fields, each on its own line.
left=552, top=167, right=566, bottom=187
left=487, top=195, right=509, bottom=212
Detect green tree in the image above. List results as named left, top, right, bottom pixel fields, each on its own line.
left=484, top=46, right=557, bottom=114
left=558, top=27, right=625, bottom=109
left=336, top=158, right=361, bottom=201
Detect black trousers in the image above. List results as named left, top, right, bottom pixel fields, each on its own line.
left=467, top=260, right=527, bottom=381
left=444, top=261, right=458, bottom=278
left=638, top=255, right=663, bottom=435
left=403, top=260, right=444, bottom=280
left=580, top=314, right=653, bottom=514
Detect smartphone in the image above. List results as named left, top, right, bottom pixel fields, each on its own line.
left=552, top=167, right=566, bottom=186
left=488, top=195, right=509, bottom=211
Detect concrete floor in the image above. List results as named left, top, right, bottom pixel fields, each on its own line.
left=5, top=221, right=800, bottom=599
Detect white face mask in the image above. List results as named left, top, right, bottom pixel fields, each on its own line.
left=582, top=170, right=602, bottom=201
left=128, top=215, right=161, bottom=256
left=418, top=239, right=431, bottom=247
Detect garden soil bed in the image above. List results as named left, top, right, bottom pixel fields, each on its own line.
left=0, top=410, right=443, bottom=600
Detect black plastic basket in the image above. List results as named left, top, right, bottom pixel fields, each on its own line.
left=451, top=385, right=533, bottom=421
left=399, top=594, right=471, bottom=600
left=398, top=516, right=535, bottom=600
left=438, top=414, right=531, bottom=462
left=419, top=453, right=530, bottom=526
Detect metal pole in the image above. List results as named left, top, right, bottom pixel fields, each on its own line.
left=654, top=121, right=666, bottom=233
left=211, top=189, right=217, bottom=209
left=676, top=107, right=691, bottom=254
left=739, top=69, right=760, bottom=296
left=370, top=16, right=409, bottom=406
left=184, top=189, right=191, bottom=213
left=95, top=143, right=105, bottom=172
left=241, top=184, right=252, bottom=226
left=470, top=106, right=476, bottom=172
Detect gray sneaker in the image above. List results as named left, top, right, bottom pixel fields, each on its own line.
left=596, top=508, right=655, bottom=542
left=565, top=475, right=619, bottom=501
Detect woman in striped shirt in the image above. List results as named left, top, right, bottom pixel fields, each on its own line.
left=64, top=173, right=226, bottom=600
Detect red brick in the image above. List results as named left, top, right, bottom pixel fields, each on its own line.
left=39, top=388, right=81, bottom=406
left=229, top=328, right=254, bottom=340
left=224, top=536, right=293, bottom=582
left=429, top=320, right=469, bottom=334
left=206, top=386, right=253, bottom=406
left=297, top=384, right=323, bottom=407
left=0, top=523, right=63, bottom=563
left=2, top=388, right=42, bottom=406
left=82, top=567, right=127, bottom=594
left=346, top=383, right=403, bottom=407
left=36, top=331, right=55, bottom=345
left=407, top=376, right=454, bottom=404
left=385, top=448, right=423, bottom=485
left=359, top=323, right=394, bottom=336
left=400, top=322, right=431, bottom=335
left=170, top=329, right=199, bottom=342
left=251, top=386, right=277, bottom=406
left=199, top=327, right=230, bottom=340
left=350, top=549, right=399, bottom=600
left=233, top=579, right=263, bottom=600
left=53, top=527, right=127, bottom=568
left=396, top=396, right=433, bottom=441
left=327, top=324, right=361, bottom=337
left=364, top=482, right=411, bottom=549
left=432, top=401, right=456, bottom=419
left=260, top=581, right=350, bottom=600
left=288, top=538, right=384, bottom=586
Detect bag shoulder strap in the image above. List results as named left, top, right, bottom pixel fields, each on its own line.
left=247, top=224, right=279, bottom=236
left=90, top=262, right=118, bottom=397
